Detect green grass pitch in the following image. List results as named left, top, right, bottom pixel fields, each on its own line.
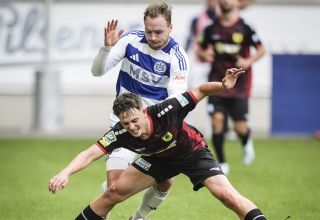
left=0, top=138, right=319, bottom=220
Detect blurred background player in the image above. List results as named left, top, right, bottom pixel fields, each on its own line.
left=91, top=2, right=189, bottom=220
left=197, top=0, right=265, bottom=174
left=183, top=0, right=219, bottom=133
left=185, top=0, right=219, bottom=89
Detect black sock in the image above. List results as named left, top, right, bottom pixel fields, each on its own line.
left=238, top=128, right=251, bottom=147
left=75, top=205, right=104, bottom=220
left=244, top=208, right=266, bottom=220
left=212, top=133, right=225, bottom=163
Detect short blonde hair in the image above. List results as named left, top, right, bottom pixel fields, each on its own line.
left=144, top=2, right=172, bottom=25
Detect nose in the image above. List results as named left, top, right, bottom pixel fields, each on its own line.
left=149, top=33, right=157, bottom=41
left=128, top=123, right=135, bottom=130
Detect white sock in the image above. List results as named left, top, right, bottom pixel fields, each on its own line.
left=132, top=185, right=169, bottom=219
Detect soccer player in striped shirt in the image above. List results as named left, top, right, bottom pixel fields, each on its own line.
left=91, top=2, right=189, bottom=220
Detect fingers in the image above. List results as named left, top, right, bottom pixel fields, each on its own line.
left=105, top=19, right=118, bottom=33
left=48, top=176, right=66, bottom=194
left=227, top=68, right=245, bottom=76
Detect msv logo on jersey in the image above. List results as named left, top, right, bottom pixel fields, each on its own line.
left=153, top=61, right=167, bottom=74
left=129, top=65, right=168, bottom=86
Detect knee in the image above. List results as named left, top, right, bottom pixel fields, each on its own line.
left=234, top=122, right=248, bottom=135
left=103, top=184, right=127, bottom=204
left=107, top=170, right=124, bottom=187
left=155, top=178, right=173, bottom=192
left=212, top=113, right=225, bottom=133
left=215, top=188, right=241, bottom=209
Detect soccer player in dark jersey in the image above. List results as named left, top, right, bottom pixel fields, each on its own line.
left=48, top=68, right=266, bottom=220
left=197, top=0, right=265, bottom=174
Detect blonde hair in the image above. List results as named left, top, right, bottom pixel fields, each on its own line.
left=144, top=2, right=172, bottom=25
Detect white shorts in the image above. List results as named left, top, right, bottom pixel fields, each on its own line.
left=106, top=113, right=138, bottom=171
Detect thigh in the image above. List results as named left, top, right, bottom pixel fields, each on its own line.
left=227, top=98, right=249, bottom=121
left=107, top=148, right=137, bottom=170
left=132, top=156, right=180, bottom=183
left=207, top=96, right=226, bottom=115
left=181, top=148, right=224, bottom=191
left=203, top=174, right=240, bottom=198
left=112, top=165, right=156, bottom=198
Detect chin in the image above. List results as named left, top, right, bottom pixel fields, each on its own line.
left=130, top=131, right=142, bottom=137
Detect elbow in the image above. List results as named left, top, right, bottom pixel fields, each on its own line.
left=91, top=68, right=104, bottom=77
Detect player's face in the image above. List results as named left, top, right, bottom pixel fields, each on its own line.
left=219, top=0, right=238, bottom=13
left=119, top=108, right=149, bottom=139
left=144, top=15, right=172, bottom=50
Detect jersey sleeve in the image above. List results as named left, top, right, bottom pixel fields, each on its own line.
left=245, top=21, right=263, bottom=48
left=153, top=91, right=197, bottom=122
left=96, top=129, right=119, bottom=154
left=167, top=45, right=189, bottom=98
left=91, top=33, right=132, bottom=76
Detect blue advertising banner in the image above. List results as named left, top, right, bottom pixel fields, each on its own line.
left=272, top=54, right=320, bottom=135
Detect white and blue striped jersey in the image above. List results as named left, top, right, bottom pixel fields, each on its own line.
left=91, top=30, right=189, bottom=107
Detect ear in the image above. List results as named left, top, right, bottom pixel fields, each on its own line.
left=143, top=108, right=148, bottom=115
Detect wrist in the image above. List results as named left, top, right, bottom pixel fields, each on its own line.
left=222, top=80, right=228, bottom=90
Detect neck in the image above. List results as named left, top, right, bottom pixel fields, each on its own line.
left=221, top=9, right=238, bottom=26
left=140, top=116, right=152, bottom=140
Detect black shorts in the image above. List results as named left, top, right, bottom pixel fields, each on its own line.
left=207, top=96, right=249, bottom=121
left=132, top=148, right=224, bottom=191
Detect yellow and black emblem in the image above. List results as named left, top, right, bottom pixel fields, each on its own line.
left=232, top=32, right=244, bottom=44
left=161, top=131, right=173, bottom=142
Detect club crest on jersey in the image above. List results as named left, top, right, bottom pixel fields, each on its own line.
left=232, top=32, right=244, bottom=44
left=153, top=61, right=167, bottom=74
left=161, top=131, right=173, bottom=142
left=100, top=131, right=117, bottom=147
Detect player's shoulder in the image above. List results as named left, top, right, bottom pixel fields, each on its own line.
left=120, top=30, right=145, bottom=41
left=240, top=17, right=256, bottom=30
left=153, top=92, right=192, bottom=111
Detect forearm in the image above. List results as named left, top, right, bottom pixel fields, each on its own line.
left=59, top=144, right=101, bottom=176
left=250, top=45, right=265, bottom=64
left=191, top=81, right=225, bottom=102
left=199, top=81, right=225, bottom=97
left=91, top=46, right=112, bottom=76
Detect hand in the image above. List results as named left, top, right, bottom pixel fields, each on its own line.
left=235, top=55, right=251, bottom=70
left=196, top=45, right=215, bottom=63
left=48, top=172, right=69, bottom=194
left=222, top=68, right=245, bottom=89
left=104, top=19, right=125, bottom=46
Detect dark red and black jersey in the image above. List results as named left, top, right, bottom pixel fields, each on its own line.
left=200, top=17, right=263, bottom=98
left=97, top=92, right=207, bottom=160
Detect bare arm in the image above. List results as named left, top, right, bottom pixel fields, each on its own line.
left=48, top=144, right=105, bottom=194
left=191, top=68, right=245, bottom=102
left=236, top=44, right=265, bottom=70
left=196, top=44, right=215, bottom=63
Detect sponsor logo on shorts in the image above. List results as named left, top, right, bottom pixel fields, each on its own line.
left=135, top=158, right=151, bottom=171
left=210, top=167, right=221, bottom=172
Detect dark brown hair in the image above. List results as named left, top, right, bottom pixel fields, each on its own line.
left=113, top=93, right=143, bottom=117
